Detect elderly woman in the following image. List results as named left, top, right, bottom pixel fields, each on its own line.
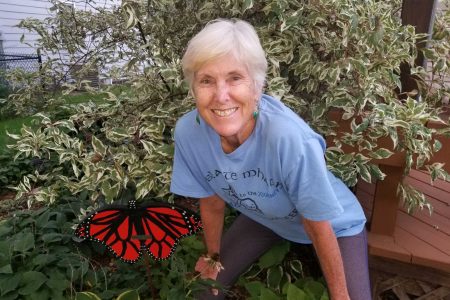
left=170, top=19, right=371, bottom=300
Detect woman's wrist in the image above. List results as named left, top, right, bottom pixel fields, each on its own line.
left=202, top=252, right=224, bottom=272
left=205, top=252, right=220, bottom=261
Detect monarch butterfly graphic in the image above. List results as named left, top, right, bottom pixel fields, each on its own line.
left=74, top=200, right=202, bottom=263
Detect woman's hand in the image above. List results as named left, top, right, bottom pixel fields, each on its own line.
left=195, top=254, right=224, bottom=296
left=195, top=254, right=224, bottom=279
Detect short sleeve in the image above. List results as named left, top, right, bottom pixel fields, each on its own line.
left=170, top=127, right=215, bottom=198
left=285, top=137, right=344, bottom=221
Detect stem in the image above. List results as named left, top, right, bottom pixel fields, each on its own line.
left=135, top=22, right=172, bottom=93
left=144, top=253, right=158, bottom=299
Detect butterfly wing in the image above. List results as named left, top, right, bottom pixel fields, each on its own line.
left=140, top=205, right=202, bottom=260
left=75, top=207, right=144, bottom=263
left=74, top=221, right=88, bottom=239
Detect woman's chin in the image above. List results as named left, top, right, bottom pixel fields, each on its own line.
left=214, top=128, right=239, bottom=139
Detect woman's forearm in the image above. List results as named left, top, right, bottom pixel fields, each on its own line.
left=302, top=217, right=350, bottom=300
left=200, top=195, right=226, bottom=255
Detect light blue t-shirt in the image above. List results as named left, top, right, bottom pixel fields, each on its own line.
left=170, top=94, right=366, bottom=243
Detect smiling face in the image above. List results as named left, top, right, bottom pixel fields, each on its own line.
left=192, top=54, right=259, bottom=152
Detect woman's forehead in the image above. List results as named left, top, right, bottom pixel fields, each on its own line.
left=195, top=55, right=249, bottom=77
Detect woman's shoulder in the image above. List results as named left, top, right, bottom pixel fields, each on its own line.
left=259, top=94, right=320, bottom=142
left=174, top=109, right=198, bottom=138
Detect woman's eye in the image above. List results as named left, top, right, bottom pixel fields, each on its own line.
left=200, top=78, right=212, bottom=85
left=229, top=76, right=243, bottom=85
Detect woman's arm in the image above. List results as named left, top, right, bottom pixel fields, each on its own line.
left=302, top=217, right=350, bottom=300
left=195, top=195, right=226, bottom=293
left=200, top=194, right=226, bottom=255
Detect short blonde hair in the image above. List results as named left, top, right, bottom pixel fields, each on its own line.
left=182, top=19, right=267, bottom=92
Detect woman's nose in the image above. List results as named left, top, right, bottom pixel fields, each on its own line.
left=215, top=82, right=229, bottom=103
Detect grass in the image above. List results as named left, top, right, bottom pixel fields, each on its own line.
left=0, top=115, right=36, bottom=152
left=56, top=90, right=110, bottom=105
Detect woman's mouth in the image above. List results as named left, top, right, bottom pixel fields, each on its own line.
left=212, top=107, right=238, bottom=117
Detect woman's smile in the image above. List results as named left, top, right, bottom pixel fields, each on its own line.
left=212, top=107, right=238, bottom=117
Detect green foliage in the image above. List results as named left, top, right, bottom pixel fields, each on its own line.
left=2, top=0, right=450, bottom=297
left=240, top=242, right=328, bottom=299
left=0, top=196, right=90, bottom=300
left=0, top=192, right=209, bottom=299
left=0, top=83, right=14, bottom=119
left=0, top=150, right=33, bottom=188
left=0, top=116, right=36, bottom=152
left=0, top=83, right=10, bottom=99
left=4, top=0, right=449, bottom=213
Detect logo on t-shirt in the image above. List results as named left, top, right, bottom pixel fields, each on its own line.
left=205, top=168, right=298, bottom=220
left=222, top=185, right=262, bottom=213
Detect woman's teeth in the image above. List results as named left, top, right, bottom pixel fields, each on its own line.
left=212, top=108, right=237, bottom=117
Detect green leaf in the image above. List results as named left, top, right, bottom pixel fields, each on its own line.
left=91, top=136, right=107, bottom=156
left=357, top=163, right=372, bottom=183
left=75, top=292, right=102, bottom=300
left=0, top=265, right=13, bottom=274
left=0, top=274, right=20, bottom=296
left=266, top=266, right=283, bottom=290
left=117, top=289, right=140, bottom=300
left=260, top=287, right=279, bottom=300
left=258, top=241, right=290, bottom=268
left=135, top=178, right=153, bottom=199
left=311, top=101, right=327, bottom=120
left=30, top=288, right=50, bottom=300
left=243, top=0, right=254, bottom=11
left=289, top=260, right=304, bottom=277
left=287, top=283, right=308, bottom=300
left=243, top=264, right=263, bottom=279
left=166, top=287, right=185, bottom=300
left=41, top=233, right=63, bottom=244
left=0, top=291, right=19, bottom=300
left=101, top=181, right=120, bottom=202
left=245, top=281, right=265, bottom=297
left=352, top=118, right=369, bottom=134
left=433, top=139, right=442, bottom=152
left=368, top=148, right=394, bottom=159
left=304, top=281, right=326, bottom=299
left=125, top=7, right=136, bottom=29
left=320, top=292, right=330, bottom=300
left=18, top=271, right=47, bottom=295
left=13, top=232, right=35, bottom=253
left=45, top=271, right=70, bottom=292
left=369, top=164, right=386, bottom=181
left=0, top=241, right=11, bottom=264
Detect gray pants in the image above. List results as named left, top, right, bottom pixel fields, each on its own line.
left=198, top=214, right=372, bottom=300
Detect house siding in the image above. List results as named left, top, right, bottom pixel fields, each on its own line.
left=0, top=0, right=120, bottom=85
left=0, top=0, right=117, bottom=54
left=0, top=0, right=51, bottom=54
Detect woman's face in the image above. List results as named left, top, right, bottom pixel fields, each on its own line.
left=192, top=54, right=258, bottom=148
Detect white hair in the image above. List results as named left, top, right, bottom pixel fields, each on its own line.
left=182, top=19, right=267, bottom=92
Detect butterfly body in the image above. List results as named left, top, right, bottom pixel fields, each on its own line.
left=75, top=201, right=202, bottom=263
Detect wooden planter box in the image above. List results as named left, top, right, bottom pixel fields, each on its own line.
left=327, top=110, right=450, bottom=274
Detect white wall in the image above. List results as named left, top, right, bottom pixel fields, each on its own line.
left=0, top=0, right=51, bottom=54
left=0, top=0, right=121, bottom=85
left=0, top=0, right=119, bottom=54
